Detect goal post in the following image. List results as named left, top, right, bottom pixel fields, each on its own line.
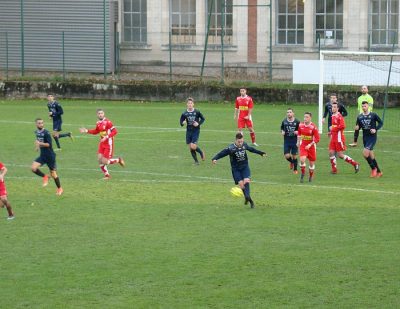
left=318, top=50, right=400, bottom=133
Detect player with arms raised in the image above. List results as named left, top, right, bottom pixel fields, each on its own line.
left=234, top=88, right=258, bottom=146
left=297, top=112, right=320, bottom=183
left=212, top=133, right=267, bottom=208
left=280, top=108, right=300, bottom=174
left=329, top=102, right=359, bottom=174
left=355, top=101, right=383, bottom=177
left=80, top=109, right=125, bottom=179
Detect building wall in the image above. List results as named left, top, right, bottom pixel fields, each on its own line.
left=118, top=0, right=394, bottom=80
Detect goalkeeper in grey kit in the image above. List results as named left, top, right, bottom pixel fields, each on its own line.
left=212, top=132, right=267, bottom=208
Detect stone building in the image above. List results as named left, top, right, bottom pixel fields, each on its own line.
left=118, top=0, right=399, bottom=80
left=0, top=0, right=397, bottom=81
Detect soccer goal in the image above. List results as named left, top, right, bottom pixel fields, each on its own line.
left=318, top=50, right=400, bottom=133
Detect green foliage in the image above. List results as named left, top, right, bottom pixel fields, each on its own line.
left=0, top=100, right=399, bottom=308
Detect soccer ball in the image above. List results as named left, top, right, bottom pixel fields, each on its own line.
left=230, top=187, right=244, bottom=198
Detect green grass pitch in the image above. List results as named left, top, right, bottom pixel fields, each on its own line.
left=0, top=99, right=399, bottom=308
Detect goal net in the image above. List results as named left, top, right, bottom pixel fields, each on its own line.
left=318, top=50, right=400, bottom=133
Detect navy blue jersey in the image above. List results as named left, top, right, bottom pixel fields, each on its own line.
left=281, top=118, right=300, bottom=142
left=47, top=101, right=64, bottom=121
left=356, top=112, right=383, bottom=137
left=323, top=102, right=347, bottom=128
left=35, top=129, right=55, bottom=157
left=180, top=109, right=205, bottom=131
left=212, top=142, right=265, bottom=169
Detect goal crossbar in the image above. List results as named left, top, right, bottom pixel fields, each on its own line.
left=318, top=50, right=400, bottom=133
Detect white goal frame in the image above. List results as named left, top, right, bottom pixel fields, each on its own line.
left=318, top=50, right=400, bottom=133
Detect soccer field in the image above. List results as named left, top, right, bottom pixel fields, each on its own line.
left=0, top=99, right=399, bottom=308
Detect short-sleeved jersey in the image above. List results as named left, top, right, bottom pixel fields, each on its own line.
left=356, top=112, right=383, bottom=137
left=0, top=162, right=4, bottom=177
left=323, top=102, right=348, bottom=128
left=87, top=118, right=118, bottom=145
left=47, top=101, right=64, bottom=121
left=212, top=142, right=265, bottom=170
left=235, top=95, right=254, bottom=119
left=180, top=109, right=205, bottom=131
left=281, top=118, right=300, bottom=142
left=35, top=129, right=55, bottom=156
left=298, top=122, right=320, bottom=145
left=0, top=162, right=5, bottom=188
left=357, top=94, right=374, bottom=114
left=330, top=113, right=346, bottom=143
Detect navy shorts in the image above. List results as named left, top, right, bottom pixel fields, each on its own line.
left=35, top=154, right=57, bottom=170
left=231, top=166, right=251, bottom=184
left=186, top=129, right=200, bottom=144
left=53, top=119, right=62, bottom=131
left=283, top=140, right=298, bottom=155
left=363, top=135, right=377, bottom=150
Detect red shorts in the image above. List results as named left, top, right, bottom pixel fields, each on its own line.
left=300, top=144, right=317, bottom=162
left=98, top=142, right=114, bottom=159
left=329, top=139, right=346, bottom=152
left=238, top=118, right=253, bottom=129
left=0, top=181, right=7, bottom=197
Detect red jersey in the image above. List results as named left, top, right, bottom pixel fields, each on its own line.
left=87, top=118, right=118, bottom=145
left=330, top=113, right=346, bottom=143
left=0, top=162, right=7, bottom=196
left=298, top=122, right=320, bottom=146
left=235, top=95, right=254, bottom=119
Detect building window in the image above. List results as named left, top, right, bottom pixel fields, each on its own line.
left=370, top=0, right=399, bottom=45
left=277, top=0, right=304, bottom=45
left=171, top=0, right=196, bottom=44
left=123, top=0, right=147, bottom=43
left=315, top=0, right=343, bottom=45
left=206, top=0, right=233, bottom=45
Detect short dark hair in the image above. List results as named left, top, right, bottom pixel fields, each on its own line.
left=304, top=112, right=312, bottom=117
left=96, top=108, right=104, bottom=113
left=331, top=101, right=338, bottom=105
left=330, top=93, right=337, bottom=97
left=35, top=117, right=43, bottom=122
left=362, top=101, right=369, bottom=105
left=236, top=132, right=244, bottom=139
left=287, top=107, right=293, bottom=112
left=187, top=97, right=194, bottom=103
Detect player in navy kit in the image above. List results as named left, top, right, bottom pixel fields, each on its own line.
left=47, top=94, right=73, bottom=150
left=180, top=98, right=206, bottom=165
left=212, top=132, right=267, bottom=208
left=355, top=101, right=383, bottom=178
left=322, top=93, right=348, bottom=133
left=280, top=108, right=300, bottom=174
left=31, top=118, right=63, bottom=195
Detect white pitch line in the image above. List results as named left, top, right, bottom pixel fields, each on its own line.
left=0, top=120, right=396, bottom=136
left=7, top=164, right=399, bottom=195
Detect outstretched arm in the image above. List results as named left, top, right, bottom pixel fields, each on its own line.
left=246, top=145, right=267, bottom=156
left=212, top=148, right=230, bottom=163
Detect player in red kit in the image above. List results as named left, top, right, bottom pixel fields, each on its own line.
left=234, top=88, right=258, bottom=146
left=329, top=102, right=360, bottom=174
left=297, top=112, right=320, bottom=183
left=80, top=109, right=125, bottom=179
left=0, top=162, right=15, bottom=220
